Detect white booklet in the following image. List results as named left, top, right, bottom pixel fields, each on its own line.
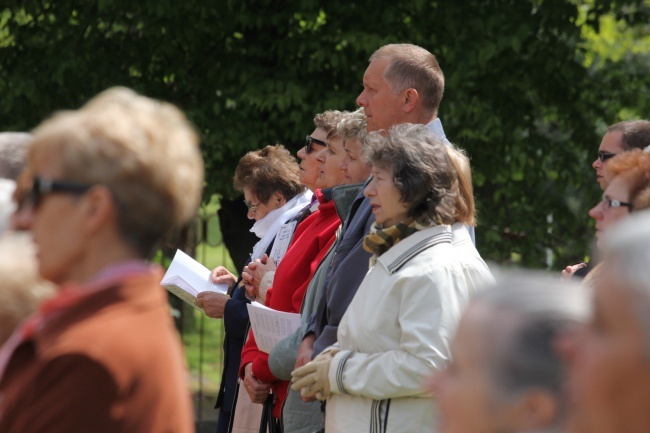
left=161, top=249, right=229, bottom=311
left=246, top=301, right=301, bottom=354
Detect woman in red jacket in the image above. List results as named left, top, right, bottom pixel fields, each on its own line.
left=239, top=109, right=349, bottom=424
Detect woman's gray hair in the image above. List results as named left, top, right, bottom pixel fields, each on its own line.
left=474, top=272, right=589, bottom=406
left=601, top=210, right=650, bottom=354
left=361, top=123, right=457, bottom=224
left=0, top=132, right=32, bottom=180
left=336, top=108, right=367, bottom=143
left=314, top=110, right=348, bottom=138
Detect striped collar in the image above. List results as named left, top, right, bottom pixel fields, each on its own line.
left=376, top=225, right=453, bottom=274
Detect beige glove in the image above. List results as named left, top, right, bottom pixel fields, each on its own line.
left=258, top=270, right=275, bottom=303
left=290, top=349, right=339, bottom=400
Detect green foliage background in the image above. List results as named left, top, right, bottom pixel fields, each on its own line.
left=2, top=0, right=650, bottom=268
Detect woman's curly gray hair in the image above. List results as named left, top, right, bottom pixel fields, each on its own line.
left=336, top=108, right=367, bottom=143
left=361, top=123, right=458, bottom=224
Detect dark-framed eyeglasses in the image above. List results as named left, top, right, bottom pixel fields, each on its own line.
left=304, top=135, right=327, bottom=154
left=601, top=195, right=633, bottom=211
left=24, top=177, right=93, bottom=209
left=243, top=199, right=261, bottom=211
left=597, top=151, right=618, bottom=163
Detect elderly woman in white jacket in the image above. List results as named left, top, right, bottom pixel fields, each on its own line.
left=291, top=123, right=493, bottom=433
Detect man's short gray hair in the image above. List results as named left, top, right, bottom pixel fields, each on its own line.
left=474, top=273, right=589, bottom=405
left=369, top=44, right=445, bottom=117
left=0, top=132, right=32, bottom=180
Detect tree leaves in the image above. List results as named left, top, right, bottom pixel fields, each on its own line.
left=1, top=0, right=648, bottom=268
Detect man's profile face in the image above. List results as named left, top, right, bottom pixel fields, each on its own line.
left=593, top=131, right=625, bottom=190
left=356, top=58, right=405, bottom=132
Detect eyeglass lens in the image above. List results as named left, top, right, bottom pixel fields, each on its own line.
left=598, top=152, right=617, bottom=162
left=244, top=199, right=260, bottom=210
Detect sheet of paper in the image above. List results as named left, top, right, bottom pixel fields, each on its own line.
left=161, top=249, right=228, bottom=310
left=246, top=301, right=301, bottom=354
left=269, top=221, right=297, bottom=264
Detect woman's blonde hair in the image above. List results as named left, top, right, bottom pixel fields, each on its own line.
left=446, top=146, right=476, bottom=226
left=605, top=149, right=650, bottom=212
left=29, top=87, right=204, bottom=257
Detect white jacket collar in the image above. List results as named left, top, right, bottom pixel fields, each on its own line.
left=377, top=225, right=453, bottom=274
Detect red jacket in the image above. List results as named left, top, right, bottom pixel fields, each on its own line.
left=0, top=264, right=194, bottom=433
left=240, top=189, right=340, bottom=417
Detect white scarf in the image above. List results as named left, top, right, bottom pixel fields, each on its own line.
left=249, top=190, right=312, bottom=260
left=0, top=179, right=16, bottom=235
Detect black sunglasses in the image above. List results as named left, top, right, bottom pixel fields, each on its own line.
left=597, top=151, right=618, bottom=163
left=305, top=135, right=327, bottom=154
left=25, top=177, right=94, bottom=209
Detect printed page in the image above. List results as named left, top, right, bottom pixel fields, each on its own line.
left=163, top=276, right=202, bottom=311
left=269, top=221, right=297, bottom=264
left=161, top=250, right=228, bottom=309
left=246, top=301, right=301, bottom=354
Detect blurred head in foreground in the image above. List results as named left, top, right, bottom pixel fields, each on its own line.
left=431, top=274, right=589, bottom=433
left=13, top=87, right=204, bottom=285
left=560, top=210, right=650, bottom=433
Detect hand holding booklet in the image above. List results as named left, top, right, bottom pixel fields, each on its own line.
left=246, top=301, right=301, bottom=354
left=161, top=249, right=229, bottom=311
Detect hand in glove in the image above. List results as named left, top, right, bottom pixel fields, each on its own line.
left=290, top=348, right=339, bottom=400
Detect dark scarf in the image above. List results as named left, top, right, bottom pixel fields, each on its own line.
left=362, top=217, right=424, bottom=259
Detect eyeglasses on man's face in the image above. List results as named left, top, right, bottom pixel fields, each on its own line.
left=304, top=135, right=327, bottom=155
left=601, top=195, right=633, bottom=211
left=20, top=176, right=93, bottom=210
left=597, top=151, right=618, bottom=163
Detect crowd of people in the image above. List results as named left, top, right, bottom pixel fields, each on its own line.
left=0, top=42, right=649, bottom=433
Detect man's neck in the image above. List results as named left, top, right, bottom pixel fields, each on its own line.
left=416, top=112, right=437, bottom=126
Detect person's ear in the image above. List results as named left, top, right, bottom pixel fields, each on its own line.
left=509, top=390, right=559, bottom=431
left=81, top=186, right=116, bottom=234
left=274, top=191, right=286, bottom=206
left=402, top=88, right=419, bottom=113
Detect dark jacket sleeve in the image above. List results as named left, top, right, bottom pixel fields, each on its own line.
left=223, top=283, right=250, bottom=341
left=313, top=197, right=374, bottom=357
